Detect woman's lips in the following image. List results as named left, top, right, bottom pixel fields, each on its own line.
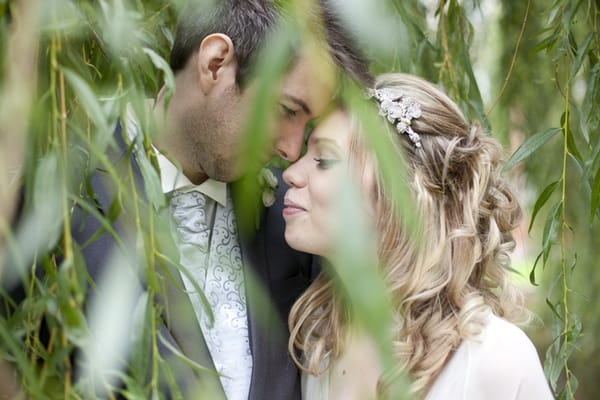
left=283, top=199, right=306, bottom=216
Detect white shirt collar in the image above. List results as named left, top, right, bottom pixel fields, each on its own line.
left=124, top=101, right=228, bottom=207
left=156, top=151, right=227, bottom=206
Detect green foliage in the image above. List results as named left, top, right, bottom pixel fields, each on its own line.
left=504, top=128, right=562, bottom=172
left=494, top=0, right=599, bottom=398
left=0, top=0, right=599, bottom=398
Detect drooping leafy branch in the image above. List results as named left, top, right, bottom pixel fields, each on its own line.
left=0, top=0, right=599, bottom=399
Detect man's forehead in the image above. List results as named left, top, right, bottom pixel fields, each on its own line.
left=280, top=50, right=336, bottom=117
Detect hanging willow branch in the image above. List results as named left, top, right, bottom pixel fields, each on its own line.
left=1, top=0, right=599, bottom=399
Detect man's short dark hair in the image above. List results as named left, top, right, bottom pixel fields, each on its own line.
left=170, top=0, right=279, bottom=85
left=317, top=1, right=374, bottom=87
left=170, top=0, right=372, bottom=88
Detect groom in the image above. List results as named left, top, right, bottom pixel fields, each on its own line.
left=60, top=1, right=371, bottom=399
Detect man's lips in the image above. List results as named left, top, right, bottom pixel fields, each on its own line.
left=283, top=199, right=306, bottom=216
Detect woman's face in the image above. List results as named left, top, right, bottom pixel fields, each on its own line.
left=283, top=109, right=358, bottom=257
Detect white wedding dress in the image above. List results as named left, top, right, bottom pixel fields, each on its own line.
left=302, top=312, right=554, bottom=400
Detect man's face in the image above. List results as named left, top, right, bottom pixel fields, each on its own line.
left=270, top=52, right=336, bottom=163
left=195, top=50, right=336, bottom=182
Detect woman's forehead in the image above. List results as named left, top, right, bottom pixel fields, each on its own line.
left=308, top=110, right=351, bottom=143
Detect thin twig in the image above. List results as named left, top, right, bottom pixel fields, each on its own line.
left=560, top=60, right=574, bottom=399
left=485, top=0, right=531, bottom=118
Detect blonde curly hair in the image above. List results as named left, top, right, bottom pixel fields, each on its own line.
left=288, top=73, right=529, bottom=397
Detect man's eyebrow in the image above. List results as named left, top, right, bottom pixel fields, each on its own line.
left=283, top=95, right=311, bottom=115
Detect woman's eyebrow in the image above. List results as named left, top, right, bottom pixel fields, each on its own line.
left=308, top=137, right=342, bottom=154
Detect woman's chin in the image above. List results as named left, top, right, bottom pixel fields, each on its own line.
left=284, top=231, right=306, bottom=253
left=284, top=230, right=327, bottom=257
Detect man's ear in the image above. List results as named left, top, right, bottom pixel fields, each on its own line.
left=196, top=33, right=237, bottom=93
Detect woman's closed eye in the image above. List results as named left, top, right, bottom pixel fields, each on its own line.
left=313, top=157, right=340, bottom=170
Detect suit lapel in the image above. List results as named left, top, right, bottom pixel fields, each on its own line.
left=156, top=258, right=226, bottom=399
left=235, top=172, right=305, bottom=400
left=238, top=223, right=273, bottom=400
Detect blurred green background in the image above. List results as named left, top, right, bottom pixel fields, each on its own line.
left=0, top=0, right=598, bottom=399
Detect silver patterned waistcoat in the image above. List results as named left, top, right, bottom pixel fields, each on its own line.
left=169, top=189, right=252, bottom=400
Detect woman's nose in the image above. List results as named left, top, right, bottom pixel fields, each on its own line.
left=283, top=158, right=307, bottom=188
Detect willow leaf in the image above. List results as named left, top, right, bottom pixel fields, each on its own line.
left=157, top=333, right=222, bottom=375
left=130, top=292, right=151, bottom=380
left=546, top=343, right=565, bottom=391
left=63, top=67, right=110, bottom=134
left=542, top=202, right=562, bottom=265
left=529, top=180, right=560, bottom=232
left=530, top=252, right=543, bottom=286
left=158, top=359, right=185, bottom=400
left=563, top=123, right=583, bottom=163
left=531, top=32, right=560, bottom=55
left=56, top=258, right=89, bottom=347
left=504, top=128, right=561, bottom=171
left=0, top=316, right=42, bottom=393
left=143, top=47, right=175, bottom=98
left=581, top=63, right=600, bottom=143
left=137, top=152, right=165, bottom=209
left=569, top=32, right=594, bottom=80
left=590, top=167, right=600, bottom=221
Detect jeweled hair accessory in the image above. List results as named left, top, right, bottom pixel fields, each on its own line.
left=368, top=87, right=423, bottom=148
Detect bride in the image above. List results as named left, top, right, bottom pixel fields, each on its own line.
left=282, top=73, right=554, bottom=399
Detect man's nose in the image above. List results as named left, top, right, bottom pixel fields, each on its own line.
left=275, top=126, right=305, bottom=162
